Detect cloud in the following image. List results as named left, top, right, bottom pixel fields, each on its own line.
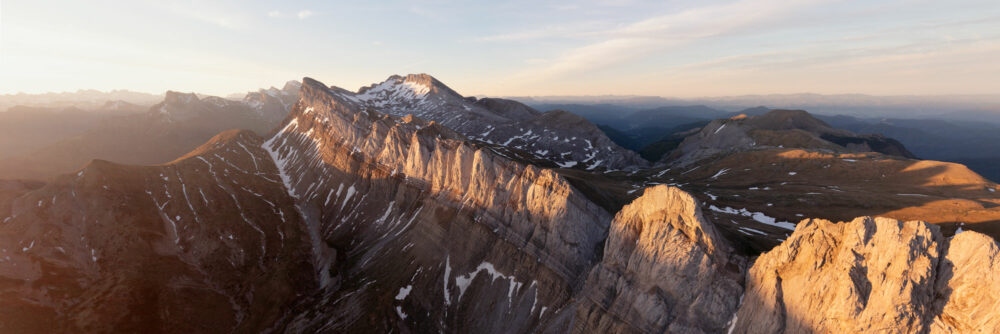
left=513, top=0, right=834, bottom=80
left=266, top=9, right=315, bottom=20
left=476, top=20, right=611, bottom=42
left=408, top=6, right=442, bottom=20
left=156, top=1, right=253, bottom=30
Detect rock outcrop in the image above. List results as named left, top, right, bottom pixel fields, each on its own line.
left=572, top=185, right=745, bottom=333
left=731, top=216, right=1000, bottom=334
left=930, top=231, right=1000, bottom=332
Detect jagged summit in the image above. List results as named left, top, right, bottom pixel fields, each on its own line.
left=295, top=75, right=648, bottom=171
left=243, top=80, right=299, bottom=123
left=281, top=80, right=302, bottom=91
left=163, top=90, right=199, bottom=104
left=152, top=90, right=249, bottom=121
left=357, top=73, right=463, bottom=99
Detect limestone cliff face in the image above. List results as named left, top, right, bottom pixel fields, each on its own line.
left=731, top=216, right=1000, bottom=334
left=571, top=185, right=745, bottom=334
left=260, top=78, right=614, bottom=332
left=931, top=231, right=1000, bottom=333
left=275, top=77, right=612, bottom=281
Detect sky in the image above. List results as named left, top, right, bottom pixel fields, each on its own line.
left=1, top=0, right=998, bottom=97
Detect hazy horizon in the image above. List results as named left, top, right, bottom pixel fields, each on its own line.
left=3, top=80, right=1000, bottom=104
left=2, top=0, right=998, bottom=97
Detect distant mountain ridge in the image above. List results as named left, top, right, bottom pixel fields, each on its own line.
left=550, top=101, right=999, bottom=181
left=513, top=93, right=1000, bottom=121
left=0, top=89, right=163, bottom=111
left=640, top=109, right=915, bottom=166
left=0, top=82, right=300, bottom=181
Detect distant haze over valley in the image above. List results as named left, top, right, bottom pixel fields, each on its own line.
left=510, top=93, right=1000, bottom=120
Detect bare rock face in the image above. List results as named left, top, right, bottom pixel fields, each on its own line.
left=931, top=231, right=1000, bottom=333
left=731, top=216, right=1000, bottom=334
left=259, top=77, right=615, bottom=332
left=321, top=74, right=647, bottom=170
left=732, top=216, right=942, bottom=333
left=570, top=185, right=745, bottom=334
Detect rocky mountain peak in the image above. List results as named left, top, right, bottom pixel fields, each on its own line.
left=163, top=90, right=200, bottom=105
left=623, top=185, right=727, bottom=255
left=574, top=185, right=744, bottom=333
left=295, top=76, right=648, bottom=171
left=300, top=76, right=329, bottom=94
left=282, top=80, right=302, bottom=92
left=356, top=73, right=461, bottom=102
left=153, top=91, right=208, bottom=121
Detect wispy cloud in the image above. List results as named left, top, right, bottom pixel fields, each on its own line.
left=153, top=1, right=255, bottom=30
left=476, top=20, right=612, bottom=42
left=267, top=9, right=316, bottom=20
left=514, top=0, right=834, bottom=79
left=408, top=6, right=441, bottom=20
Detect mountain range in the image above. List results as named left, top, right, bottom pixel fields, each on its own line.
left=0, top=82, right=300, bottom=181
left=0, top=74, right=998, bottom=333
left=0, top=89, right=163, bottom=112
left=537, top=103, right=1000, bottom=183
